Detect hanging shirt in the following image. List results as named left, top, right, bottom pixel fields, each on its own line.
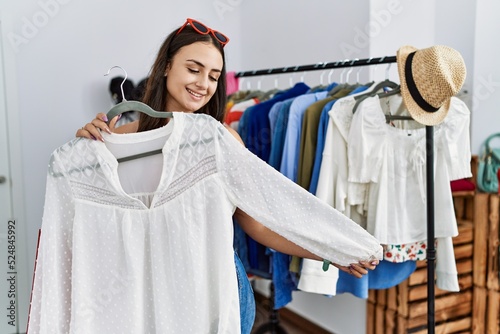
left=347, top=95, right=471, bottom=292
left=225, top=98, right=259, bottom=131
left=244, top=83, right=309, bottom=162
left=268, top=100, right=283, bottom=139
left=309, top=86, right=363, bottom=194
left=29, top=112, right=382, bottom=334
left=298, top=92, right=470, bottom=295
left=348, top=95, right=471, bottom=244
left=268, top=98, right=295, bottom=171
left=297, top=90, right=351, bottom=190
left=280, top=91, right=328, bottom=182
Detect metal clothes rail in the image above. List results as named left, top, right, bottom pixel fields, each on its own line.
left=234, top=56, right=397, bottom=77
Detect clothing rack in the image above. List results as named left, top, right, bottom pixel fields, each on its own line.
left=235, top=56, right=397, bottom=77
left=235, top=56, right=437, bottom=334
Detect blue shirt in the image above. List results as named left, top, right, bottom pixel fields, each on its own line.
left=244, top=83, right=309, bottom=162
left=268, top=101, right=283, bottom=139
left=309, top=85, right=371, bottom=194
left=280, top=91, right=328, bottom=181
left=268, top=98, right=295, bottom=170
left=336, top=260, right=417, bottom=298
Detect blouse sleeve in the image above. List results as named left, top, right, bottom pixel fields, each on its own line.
left=440, top=98, right=472, bottom=181
left=214, top=124, right=382, bottom=266
left=28, top=152, right=75, bottom=334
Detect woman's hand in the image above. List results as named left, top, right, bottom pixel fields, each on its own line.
left=333, top=259, right=379, bottom=278
left=75, top=113, right=120, bottom=141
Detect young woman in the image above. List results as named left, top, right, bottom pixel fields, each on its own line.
left=73, top=18, right=380, bottom=333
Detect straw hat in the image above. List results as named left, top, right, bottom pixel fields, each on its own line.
left=396, top=45, right=466, bottom=126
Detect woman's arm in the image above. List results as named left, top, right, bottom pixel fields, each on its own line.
left=224, top=126, right=376, bottom=277
left=233, top=207, right=322, bottom=261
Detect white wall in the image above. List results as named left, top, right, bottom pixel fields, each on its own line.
left=1, top=0, right=499, bottom=333
left=471, top=0, right=500, bottom=153
left=435, top=0, right=476, bottom=113
left=368, top=0, right=435, bottom=81
left=238, top=0, right=371, bottom=91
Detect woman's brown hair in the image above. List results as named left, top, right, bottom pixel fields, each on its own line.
left=137, top=24, right=227, bottom=132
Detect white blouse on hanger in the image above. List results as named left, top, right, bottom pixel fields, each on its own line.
left=28, top=112, right=382, bottom=334
left=348, top=95, right=471, bottom=291
left=348, top=95, right=471, bottom=244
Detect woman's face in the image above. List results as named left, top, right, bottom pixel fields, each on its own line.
left=164, top=42, right=223, bottom=113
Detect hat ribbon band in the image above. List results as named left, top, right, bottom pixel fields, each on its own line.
left=405, top=52, right=439, bottom=113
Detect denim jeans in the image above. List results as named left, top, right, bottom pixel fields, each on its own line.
left=234, top=252, right=255, bottom=334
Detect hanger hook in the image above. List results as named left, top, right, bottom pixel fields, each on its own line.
left=239, top=77, right=245, bottom=91
left=366, top=57, right=375, bottom=80
left=345, top=67, right=353, bottom=83
left=319, top=61, right=328, bottom=85
left=345, top=59, right=358, bottom=83
left=339, top=59, right=349, bottom=83
left=290, top=66, right=298, bottom=87
left=329, top=61, right=340, bottom=84
left=356, top=66, right=362, bottom=84
left=104, top=65, right=128, bottom=102
left=385, top=63, right=392, bottom=80
left=327, top=69, right=335, bottom=84
left=354, top=59, right=363, bottom=83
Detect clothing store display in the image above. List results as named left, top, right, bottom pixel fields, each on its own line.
left=234, top=50, right=468, bottom=332
left=234, top=77, right=471, bottom=302
left=29, top=112, right=382, bottom=333
left=298, top=86, right=468, bottom=296
left=396, top=45, right=466, bottom=126
left=348, top=95, right=471, bottom=244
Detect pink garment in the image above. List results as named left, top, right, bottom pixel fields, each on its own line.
left=226, top=71, right=239, bottom=96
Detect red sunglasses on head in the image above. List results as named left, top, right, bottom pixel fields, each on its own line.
left=176, top=18, right=230, bottom=47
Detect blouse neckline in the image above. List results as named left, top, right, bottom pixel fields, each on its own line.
left=93, top=112, right=185, bottom=209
